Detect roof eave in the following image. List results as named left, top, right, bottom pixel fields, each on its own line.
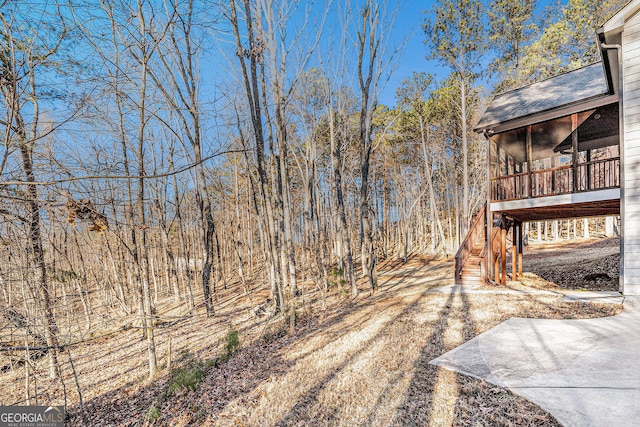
left=474, top=93, right=618, bottom=135
left=603, top=0, right=640, bottom=35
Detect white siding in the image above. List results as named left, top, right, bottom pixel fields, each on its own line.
left=622, top=12, right=640, bottom=295
left=624, top=93, right=640, bottom=108
left=625, top=103, right=640, bottom=116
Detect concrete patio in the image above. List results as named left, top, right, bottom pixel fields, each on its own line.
left=430, top=291, right=640, bottom=426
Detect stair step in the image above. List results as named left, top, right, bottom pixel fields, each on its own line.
left=454, top=205, right=489, bottom=285
left=463, top=264, right=482, bottom=269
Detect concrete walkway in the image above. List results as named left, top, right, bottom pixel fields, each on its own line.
left=430, top=289, right=640, bottom=427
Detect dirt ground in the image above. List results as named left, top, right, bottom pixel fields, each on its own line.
left=0, top=243, right=623, bottom=426
left=519, top=237, right=620, bottom=291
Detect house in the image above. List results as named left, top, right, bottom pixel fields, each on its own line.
left=457, top=0, right=640, bottom=296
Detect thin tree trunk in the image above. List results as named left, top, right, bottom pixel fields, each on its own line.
left=357, top=2, right=379, bottom=295
left=420, top=118, right=446, bottom=252
left=14, top=88, right=59, bottom=378
left=328, top=106, right=357, bottom=296
left=461, top=78, right=470, bottom=235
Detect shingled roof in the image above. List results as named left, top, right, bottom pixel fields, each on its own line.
left=475, top=63, right=611, bottom=132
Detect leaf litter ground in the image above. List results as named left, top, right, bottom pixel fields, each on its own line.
left=0, top=238, right=622, bottom=426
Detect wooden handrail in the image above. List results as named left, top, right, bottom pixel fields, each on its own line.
left=581, top=157, right=619, bottom=167
left=489, top=171, right=530, bottom=182
left=455, top=205, right=486, bottom=260
left=455, top=203, right=487, bottom=283
left=489, top=158, right=618, bottom=183
left=491, top=156, right=620, bottom=202
left=489, top=165, right=572, bottom=183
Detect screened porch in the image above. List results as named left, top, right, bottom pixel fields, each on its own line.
left=488, top=103, right=620, bottom=203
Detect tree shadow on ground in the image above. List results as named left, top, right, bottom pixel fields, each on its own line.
left=394, top=286, right=562, bottom=426
left=65, top=260, right=598, bottom=426
left=272, top=285, right=443, bottom=426
left=64, top=310, right=315, bottom=425
left=65, top=287, right=395, bottom=426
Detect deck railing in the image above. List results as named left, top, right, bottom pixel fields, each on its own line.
left=454, top=203, right=487, bottom=284
left=490, top=157, right=620, bottom=201
left=576, top=157, right=620, bottom=191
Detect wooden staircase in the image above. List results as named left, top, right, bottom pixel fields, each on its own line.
left=455, top=205, right=490, bottom=285
left=458, top=249, right=484, bottom=285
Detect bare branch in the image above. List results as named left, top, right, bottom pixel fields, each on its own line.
left=0, top=148, right=247, bottom=186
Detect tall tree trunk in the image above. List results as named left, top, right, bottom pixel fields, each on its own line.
left=275, top=101, right=298, bottom=297
left=195, top=148, right=216, bottom=316
left=8, top=64, right=60, bottom=378
left=357, top=2, right=379, bottom=295
left=329, top=106, right=357, bottom=296
left=461, top=78, right=470, bottom=235
left=20, top=144, right=59, bottom=379
left=201, top=203, right=216, bottom=316
left=137, top=12, right=157, bottom=380
left=420, top=118, right=446, bottom=252
left=230, top=0, right=284, bottom=311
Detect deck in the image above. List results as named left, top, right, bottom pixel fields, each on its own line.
left=490, top=156, right=620, bottom=221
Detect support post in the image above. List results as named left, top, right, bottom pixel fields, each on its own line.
left=572, top=113, right=579, bottom=191
left=512, top=222, right=518, bottom=280
left=586, top=149, right=592, bottom=191
left=486, top=139, right=493, bottom=283
left=518, top=220, right=524, bottom=278
left=527, top=125, right=533, bottom=198
left=551, top=156, right=557, bottom=194
left=501, top=226, right=507, bottom=285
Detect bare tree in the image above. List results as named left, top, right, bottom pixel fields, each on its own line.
left=425, top=0, right=486, bottom=235
left=0, top=3, right=66, bottom=379
left=227, top=0, right=326, bottom=314
left=355, top=0, right=401, bottom=294
left=142, top=0, right=218, bottom=316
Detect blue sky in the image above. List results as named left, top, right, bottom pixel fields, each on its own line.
left=378, top=0, right=559, bottom=107
left=377, top=1, right=442, bottom=106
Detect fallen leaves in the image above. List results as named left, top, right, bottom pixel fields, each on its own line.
left=0, top=241, right=623, bottom=426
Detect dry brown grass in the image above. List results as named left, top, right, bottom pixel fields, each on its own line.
left=0, top=253, right=623, bottom=426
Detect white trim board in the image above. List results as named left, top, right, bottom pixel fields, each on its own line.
left=490, top=189, right=621, bottom=212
